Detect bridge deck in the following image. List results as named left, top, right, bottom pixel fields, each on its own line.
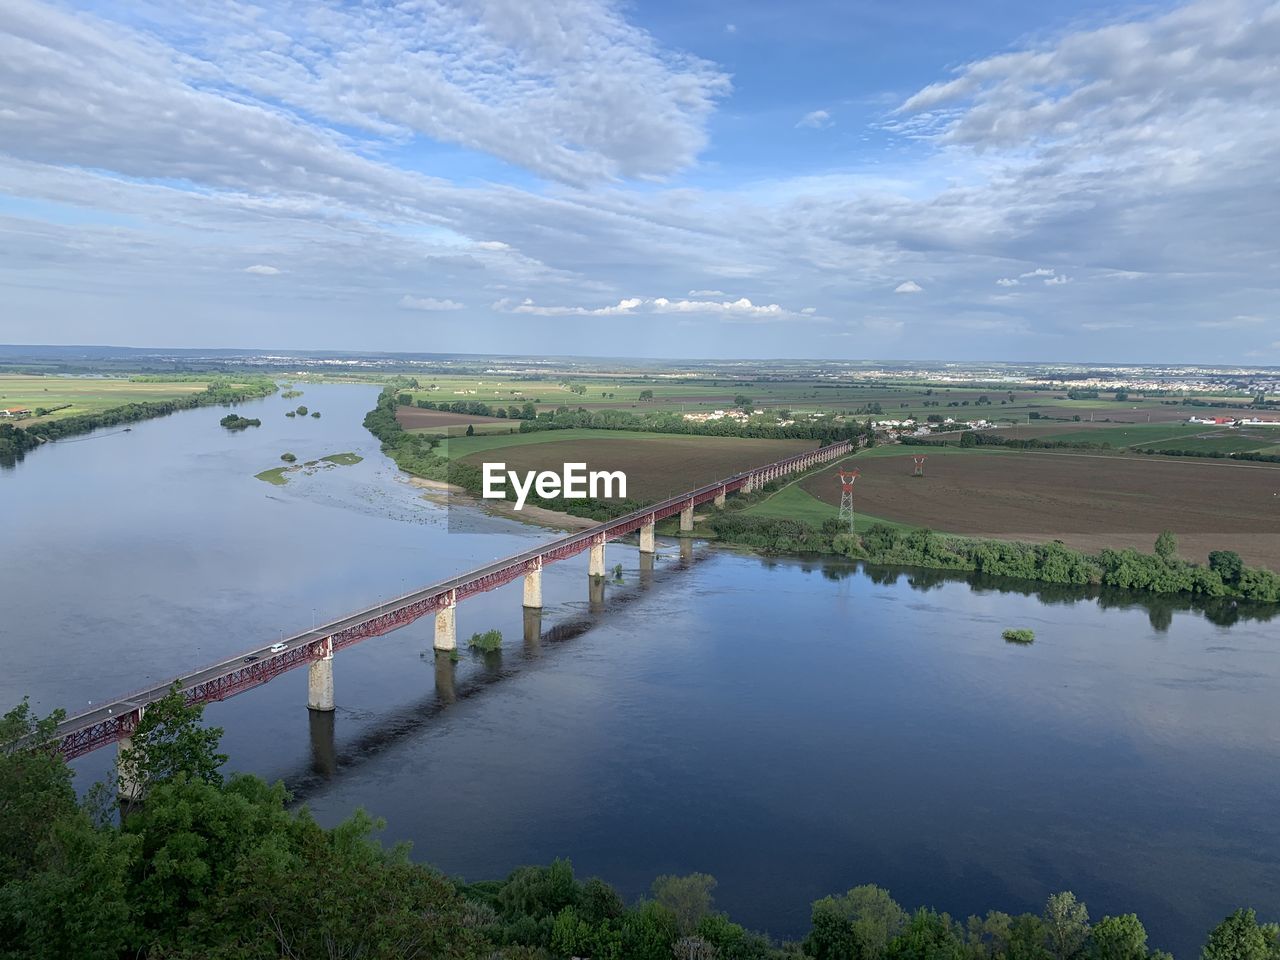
left=50, top=440, right=852, bottom=759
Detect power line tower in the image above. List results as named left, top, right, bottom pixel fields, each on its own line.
left=912, top=455, right=927, bottom=478
left=837, top=469, right=860, bottom=532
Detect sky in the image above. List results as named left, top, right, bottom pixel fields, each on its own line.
left=1, top=0, right=1278, bottom=363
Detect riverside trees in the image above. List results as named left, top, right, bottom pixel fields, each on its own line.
left=1, top=693, right=1276, bottom=959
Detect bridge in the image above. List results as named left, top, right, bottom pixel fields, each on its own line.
left=50, top=440, right=853, bottom=790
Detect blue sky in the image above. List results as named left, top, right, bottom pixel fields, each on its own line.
left=1, top=0, right=1277, bottom=363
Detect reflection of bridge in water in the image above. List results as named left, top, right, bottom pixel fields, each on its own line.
left=298, top=542, right=701, bottom=794
left=53, top=440, right=852, bottom=793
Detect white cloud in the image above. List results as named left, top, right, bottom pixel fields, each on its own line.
left=688, top=289, right=727, bottom=297
left=796, top=109, right=833, bottom=129
left=1019, top=268, right=1055, bottom=279
left=1044, top=274, right=1071, bottom=286
left=244, top=264, right=280, bottom=275
left=1198, top=314, right=1266, bottom=328
left=475, top=241, right=511, bottom=251
left=894, top=280, right=923, bottom=294
left=995, top=277, right=1019, bottom=287
left=399, top=295, right=465, bottom=311
left=725, top=23, right=737, bottom=34
left=497, top=295, right=811, bottom=322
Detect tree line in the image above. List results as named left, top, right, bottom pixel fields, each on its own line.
left=0, top=379, right=278, bottom=466
left=707, top=509, right=1280, bottom=605
left=3, top=691, right=1276, bottom=960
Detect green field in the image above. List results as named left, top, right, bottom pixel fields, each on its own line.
left=740, top=480, right=912, bottom=534
left=1036, top=423, right=1223, bottom=446
left=0, top=375, right=214, bottom=424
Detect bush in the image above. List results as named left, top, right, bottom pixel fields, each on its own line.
left=1002, top=628, right=1035, bottom=644
left=468, top=629, right=502, bottom=652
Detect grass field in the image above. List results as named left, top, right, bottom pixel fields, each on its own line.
left=792, top=449, right=1280, bottom=568
left=456, top=434, right=816, bottom=503
left=0, top=375, right=214, bottom=424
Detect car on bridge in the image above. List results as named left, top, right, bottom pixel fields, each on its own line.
left=269, top=642, right=287, bottom=653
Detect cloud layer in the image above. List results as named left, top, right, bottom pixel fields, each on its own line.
left=0, top=0, right=1278, bottom=361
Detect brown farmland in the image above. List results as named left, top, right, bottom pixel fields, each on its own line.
left=395, top=406, right=512, bottom=431
left=800, top=450, right=1280, bottom=569
left=462, top=436, right=816, bottom=503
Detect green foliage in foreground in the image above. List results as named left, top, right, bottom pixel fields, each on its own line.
left=3, top=694, right=1279, bottom=959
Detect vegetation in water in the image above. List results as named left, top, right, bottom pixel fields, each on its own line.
left=1003, top=628, right=1036, bottom=644
left=468, top=629, right=503, bottom=652
left=254, top=466, right=290, bottom=485
left=281, top=389, right=304, bottom=399
left=1, top=692, right=1275, bottom=959
left=295, top=405, right=308, bottom=416
left=280, top=452, right=297, bottom=462
left=219, top=413, right=261, bottom=430
left=311, top=410, right=321, bottom=418
left=285, top=410, right=296, bottom=418
left=321, top=452, right=362, bottom=465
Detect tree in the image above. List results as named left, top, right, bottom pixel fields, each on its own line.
left=1154, top=531, right=1178, bottom=562
left=117, top=684, right=228, bottom=799
left=960, top=431, right=978, bottom=447
left=1208, top=550, right=1244, bottom=585
left=652, top=872, right=717, bottom=936
left=0, top=700, right=75, bottom=882
left=0, top=811, right=138, bottom=960
left=1044, top=892, right=1090, bottom=960
left=806, top=884, right=907, bottom=960
left=465, top=424, right=475, bottom=436
left=886, top=908, right=965, bottom=960
left=1202, top=909, right=1276, bottom=960
left=639, top=389, right=654, bottom=401
left=733, top=394, right=753, bottom=411
left=1089, top=914, right=1149, bottom=960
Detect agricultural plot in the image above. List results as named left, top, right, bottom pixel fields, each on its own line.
left=0, top=375, right=212, bottom=423
left=456, top=434, right=816, bottom=503
left=395, top=405, right=515, bottom=435
left=797, top=449, right=1280, bottom=569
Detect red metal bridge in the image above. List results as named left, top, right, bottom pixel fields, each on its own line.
left=52, top=440, right=853, bottom=760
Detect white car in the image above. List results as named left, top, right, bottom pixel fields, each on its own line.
left=269, top=642, right=287, bottom=653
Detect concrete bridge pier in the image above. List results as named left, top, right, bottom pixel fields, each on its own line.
left=308, top=708, right=336, bottom=779
left=589, top=538, right=606, bottom=578
left=639, top=519, right=655, bottom=554
left=743, top=475, right=755, bottom=494
left=679, top=538, right=693, bottom=564
left=714, top=486, right=726, bottom=508
left=589, top=575, right=606, bottom=609
left=308, top=638, right=335, bottom=712
left=434, top=591, right=457, bottom=652
left=639, top=550, right=654, bottom=588
left=523, top=557, right=543, bottom=609
left=679, top=501, right=694, bottom=532
left=116, top=710, right=143, bottom=802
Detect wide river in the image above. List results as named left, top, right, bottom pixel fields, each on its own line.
left=2, top=382, right=1277, bottom=956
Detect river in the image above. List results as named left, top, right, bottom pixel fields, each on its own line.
left=2, top=381, right=1277, bottom=957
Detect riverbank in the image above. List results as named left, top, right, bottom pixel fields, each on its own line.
left=406, top=475, right=599, bottom=531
